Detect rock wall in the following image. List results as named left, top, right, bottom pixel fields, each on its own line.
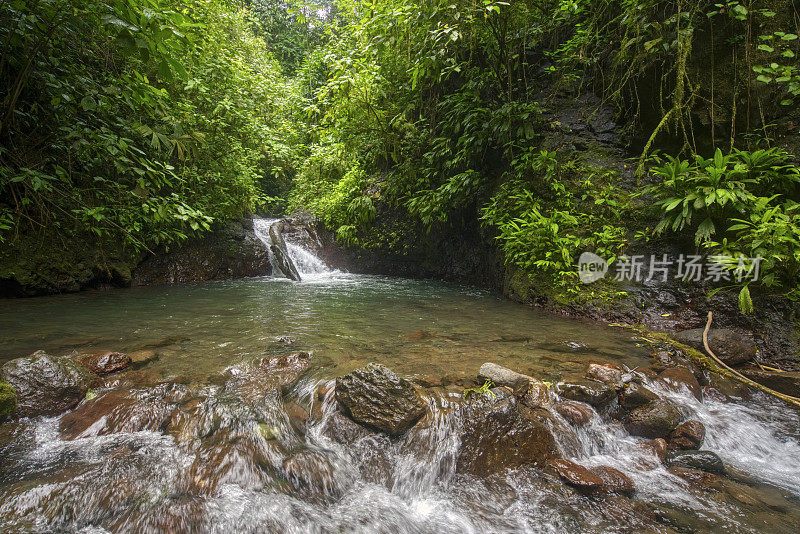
left=132, top=218, right=270, bottom=286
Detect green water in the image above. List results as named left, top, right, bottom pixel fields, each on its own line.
left=0, top=273, right=649, bottom=383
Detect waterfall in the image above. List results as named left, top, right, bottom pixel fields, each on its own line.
left=253, top=217, right=334, bottom=281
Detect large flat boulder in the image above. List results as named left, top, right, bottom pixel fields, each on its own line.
left=456, top=395, right=562, bottom=476
left=1, top=350, right=95, bottom=418
left=335, top=364, right=426, bottom=436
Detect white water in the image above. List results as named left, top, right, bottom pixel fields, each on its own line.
left=252, top=217, right=340, bottom=281
left=3, top=370, right=800, bottom=531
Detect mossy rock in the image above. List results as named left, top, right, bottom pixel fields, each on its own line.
left=0, top=381, right=17, bottom=421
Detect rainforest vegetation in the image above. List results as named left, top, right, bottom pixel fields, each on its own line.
left=1, top=0, right=799, bottom=308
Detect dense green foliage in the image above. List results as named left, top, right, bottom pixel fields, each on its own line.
left=0, top=0, right=300, bottom=254
left=2, top=0, right=799, bottom=309
left=285, top=0, right=799, bottom=307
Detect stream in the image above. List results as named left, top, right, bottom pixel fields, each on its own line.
left=0, top=223, right=799, bottom=533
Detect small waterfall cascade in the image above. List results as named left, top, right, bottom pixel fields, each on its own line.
left=253, top=217, right=334, bottom=281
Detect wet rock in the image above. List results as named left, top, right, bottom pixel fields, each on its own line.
left=79, top=351, right=131, bottom=375
left=741, top=368, right=800, bottom=397
left=701, top=386, right=730, bottom=403
left=478, top=363, right=531, bottom=395
left=667, top=420, right=706, bottom=451
left=0, top=380, right=16, bottom=421
left=707, top=373, right=751, bottom=399
left=641, top=438, right=668, bottom=463
left=322, top=412, right=374, bottom=444
left=667, top=466, right=720, bottom=485
left=0, top=421, right=22, bottom=454
left=269, top=219, right=301, bottom=281
left=316, top=381, right=334, bottom=401
left=59, top=388, right=178, bottom=439
left=557, top=378, right=616, bottom=409
left=132, top=218, right=270, bottom=286
left=521, top=378, right=553, bottom=409
left=658, top=367, right=702, bottom=401
left=623, top=399, right=683, bottom=439
left=335, top=364, right=426, bottom=436
left=618, top=382, right=660, bottom=411
left=457, top=396, right=562, bottom=476
left=665, top=450, right=725, bottom=475
left=283, top=449, right=340, bottom=496
left=261, top=352, right=312, bottom=392
left=589, top=465, right=636, bottom=495
left=1, top=350, right=95, bottom=418
left=585, top=363, right=624, bottom=389
left=553, top=400, right=594, bottom=426
left=411, top=374, right=443, bottom=388
left=673, top=328, right=756, bottom=367
left=406, top=329, right=436, bottom=340
left=651, top=350, right=678, bottom=372
left=285, top=401, right=309, bottom=434
left=548, top=459, right=603, bottom=493
left=225, top=352, right=311, bottom=404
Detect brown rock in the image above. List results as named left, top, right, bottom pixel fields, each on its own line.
left=322, top=412, right=374, bottom=444
left=641, top=438, right=668, bottom=462
left=79, top=351, right=131, bottom=375
left=589, top=465, right=635, bottom=495
left=618, top=382, right=660, bottom=411
left=554, top=401, right=594, bottom=426
left=548, top=459, right=604, bottom=493
left=623, top=399, right=683, bottom=439
left=667, top=466, right=720, bottom=486
left=521, top=378, right=552, bottom=409
left=457, top=397, right=561, bottom=477
left=651, top=350, right=678, bottom=372
left=225, top=352, right=311, bottom=404
left=667, top=420, right=705, bottom=451
left=283, top=449, right=339, bottom=495
left=60, top=389, right=176, bottom=440
left=701, top=386, right=729, bottom=403
left=586, top=363, right=624, bottom=389
left=316, top=381, right=334, bottom=401
left=478, top=363, right=531, bottom=395
left=658, top=367, right=702, bottom=401
left=411, top=374, right=443, bottom=388
left=557, top=379, right=616, bottom=408
left=285, top=402, right=309, bottom=434
left=741, top=368, right=800, bottom=397
left=707, top=373, right=751, bottom=399
left=1, top=351, right=95, bottom=418
left=129, top=349, right=159, bottom=366
left=673, top=328, right=757, bottom=367
left=335, top=364, right=426, bottom=436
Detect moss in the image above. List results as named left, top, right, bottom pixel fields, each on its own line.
left=0, top=381, right=17, bottom=421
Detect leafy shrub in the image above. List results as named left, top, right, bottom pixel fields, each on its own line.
left=482, top=149, right=629, bottom=292
left=646, top=148, right=800, bottom=309
left=645, top=148, right=800, bottom=244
